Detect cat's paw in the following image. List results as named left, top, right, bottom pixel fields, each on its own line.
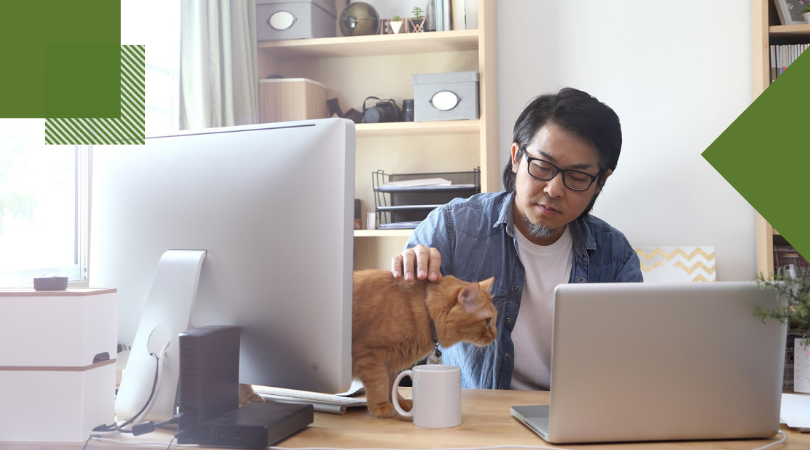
left=368, top=402, right=398, bottom=418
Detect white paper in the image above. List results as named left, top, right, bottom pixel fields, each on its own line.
left=795, top=338, right=810, bottom=393
left=781, top=393, right=810, bottom=431
left=382, top=178, right=451, bottom=188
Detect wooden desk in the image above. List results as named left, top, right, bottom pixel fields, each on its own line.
left=2, top=389, right=808, bottom=450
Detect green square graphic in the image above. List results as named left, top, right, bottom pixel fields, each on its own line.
left=44, top=45, right=121, bottom=119
left=0, top=46, right=45, bottom=118
left=46, top=46, right=145, bottom=146
left=0, top=0, right=120, bottom=118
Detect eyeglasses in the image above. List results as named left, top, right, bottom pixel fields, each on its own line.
left=523, top=153, right=601, bottom=192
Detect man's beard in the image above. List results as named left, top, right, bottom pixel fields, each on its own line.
left=523, top=217, right=557, bottom=239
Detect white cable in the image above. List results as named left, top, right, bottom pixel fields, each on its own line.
left=272, top=447, right=560, bottom=450
left=84, top=436, right=195, bottom=447
left=268, top=431, right=790, bottom=450
left=84, top=428, right=790, bottom=450
left=750, top=430, right=788, bottom=450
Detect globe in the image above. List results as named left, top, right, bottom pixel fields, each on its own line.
left=339, top=2, right=380, bottom=37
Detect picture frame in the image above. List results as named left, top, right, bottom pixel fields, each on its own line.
left=774, top=0, right=807, bottom=25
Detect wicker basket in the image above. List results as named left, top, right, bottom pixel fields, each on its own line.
left=259, top=78, right=328, bottom=123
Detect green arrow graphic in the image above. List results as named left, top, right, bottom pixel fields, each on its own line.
left=702, top=48, right=810, bottom=270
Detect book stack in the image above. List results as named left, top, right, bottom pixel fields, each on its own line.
left=773, top=244, right=809, bottom=272
left=770, top=44, right=809, bottom=83
left=431, top=0, right=478, bottom=31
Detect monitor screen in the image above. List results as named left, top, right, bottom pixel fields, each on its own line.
left=89, top=119, right=355, bottom=420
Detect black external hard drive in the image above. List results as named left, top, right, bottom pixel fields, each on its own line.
left=196, top=401, right=314, bottom=448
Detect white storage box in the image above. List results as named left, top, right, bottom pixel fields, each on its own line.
left=0, top=288, right=117, bottom=443
left=259, top=78, right=328, bottom=123
left=257, top=0, right=337, bottom=41
left=412, top=71, right=480, bottom=122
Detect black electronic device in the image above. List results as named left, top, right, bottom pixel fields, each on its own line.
left=195, top=401, right=314, bottom=449
left=402, top=99, right=415, bottom=122
left=362, top=96, right=401, bottom=123
left=177, top=325, right=241, bottom=444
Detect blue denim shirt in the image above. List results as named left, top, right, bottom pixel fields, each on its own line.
left=404, top=191, right=643, bottom=389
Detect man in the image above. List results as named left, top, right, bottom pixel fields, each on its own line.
left=391, top=87, right=643, bottom=390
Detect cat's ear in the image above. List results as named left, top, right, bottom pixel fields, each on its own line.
left=478, top=277, right=495, bottom=295
left=458, top=282, right=482, bottom=313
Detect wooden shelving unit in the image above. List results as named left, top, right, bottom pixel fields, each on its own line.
left=258, top=29, right=479, bottom=58
left=355, top=120, right=480, bottom=137
left=751, top=1, right=810, bottom=275
left=257, top=0, right=498, bottom=270
left=354, top=229, right=414, bottom=238
left=769, top=24, right=810, bottom=37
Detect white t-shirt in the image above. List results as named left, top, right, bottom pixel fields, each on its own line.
left=510, top=226, right=573, bottom=391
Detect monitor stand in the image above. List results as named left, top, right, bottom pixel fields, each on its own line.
left=115, top=249, right=207, bottom=424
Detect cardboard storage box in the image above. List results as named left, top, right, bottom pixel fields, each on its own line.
left=257, top=0, right=337, bottom=41
left=259, top=78, right=328, bottom=123
left=0, top=288, right=117, bottom=442
left=412, top=71, right=480, bottom=122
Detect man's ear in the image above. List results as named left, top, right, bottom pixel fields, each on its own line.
left=510, top=143, right=521, bottom=173
left=596, top=169, right=613, bottom=193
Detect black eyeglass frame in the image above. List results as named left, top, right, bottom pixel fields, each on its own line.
left=522, top=152, right=602, bottom=192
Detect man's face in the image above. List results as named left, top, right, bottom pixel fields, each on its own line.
left=511, top=122, right=611, bottom=246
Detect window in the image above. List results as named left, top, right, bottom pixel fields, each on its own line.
left=0, top=119, right=88, bottom=286
left=0, top=1, right=180, bottom=287
left=144, top=0, right=180, bottom=136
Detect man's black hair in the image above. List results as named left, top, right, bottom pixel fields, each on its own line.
left=502, top=87, right=622, bottom=217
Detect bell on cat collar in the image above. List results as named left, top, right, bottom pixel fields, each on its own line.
left=427, top=344, right=443, bottom=365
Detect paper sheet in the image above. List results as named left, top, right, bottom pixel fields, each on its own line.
left=382, top=178, right=451, bottom=188
left=781, top=393, right=810, bottom=432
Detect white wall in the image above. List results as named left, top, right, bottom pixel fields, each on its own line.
left=496, top=0, right=756, bottom=281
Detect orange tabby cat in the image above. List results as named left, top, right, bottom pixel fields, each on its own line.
left=352, top=269, right=497, bottom=418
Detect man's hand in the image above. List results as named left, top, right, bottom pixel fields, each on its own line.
left=392, top=245, right=442, bottom=282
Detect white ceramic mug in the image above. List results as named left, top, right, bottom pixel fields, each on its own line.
left=392, top=364, right=462, bottom=428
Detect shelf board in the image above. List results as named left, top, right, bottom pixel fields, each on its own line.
left=354, top=229, right=414, bottom=238
left=769, top=24, right=810, bottom=37
left=356, top=120, right=480, bottom=137
left=258, top=30, right=480, bottom=59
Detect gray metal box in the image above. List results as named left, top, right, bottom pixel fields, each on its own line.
left=412, top=71, right=479, bottom=122
left=257, top=0, right=337, bottom=41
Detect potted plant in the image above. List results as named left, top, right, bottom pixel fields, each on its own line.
left=408, top=6, right=425, bottom=33
left=390, top=15, right=403, bottom=34
left=756, top=267, right=810, bottom=392
left=799, top=0, right=810, bottom=23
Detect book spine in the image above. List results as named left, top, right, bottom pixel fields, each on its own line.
left=465, top=0, right=478, bottom=29
left=443, top=0, right=452, bottom=31
left=451, top=0, right=466, bottom=30
left=435, top=0, right=443, bottom=31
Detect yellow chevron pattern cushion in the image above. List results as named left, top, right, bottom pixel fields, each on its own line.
left=634, top=246, right=716, bottom=283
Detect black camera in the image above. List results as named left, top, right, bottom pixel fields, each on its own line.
left=362, top=97, right=401, bottom=123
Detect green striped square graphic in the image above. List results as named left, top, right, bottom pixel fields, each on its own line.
left=44, top=45, right=121, bottom=119
left=45, top=46, right=145, bottom=145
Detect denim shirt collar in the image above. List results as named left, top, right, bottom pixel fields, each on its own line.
left=494, top=191, right=517, bottom=237
left=496, top=190, right=596, bottom=254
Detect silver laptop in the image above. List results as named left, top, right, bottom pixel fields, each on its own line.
left=511, top=282, right=786, bottom=444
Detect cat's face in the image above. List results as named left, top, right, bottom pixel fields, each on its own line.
left=444, top=277, right=498, bottom=346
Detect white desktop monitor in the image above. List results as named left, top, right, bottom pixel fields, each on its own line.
left=89, top=119, right=355, bottom=419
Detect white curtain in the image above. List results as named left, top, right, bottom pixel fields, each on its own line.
left=179, top=0, right=258, bottom=130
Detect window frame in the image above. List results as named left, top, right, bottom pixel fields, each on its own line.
left=0, top=145, right=89, bottom=287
